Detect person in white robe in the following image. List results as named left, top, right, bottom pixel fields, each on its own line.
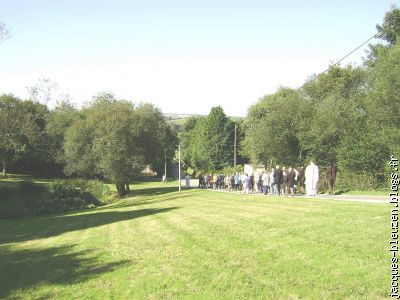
left=305, top=161, right=319, bottom=196
left=185, top=174, right=191, bottom=189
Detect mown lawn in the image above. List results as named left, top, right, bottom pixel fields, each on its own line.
left=0, top=181, right=388, bottom=299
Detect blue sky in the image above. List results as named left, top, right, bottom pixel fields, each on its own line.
left=0, top=0, right=397, bottom=116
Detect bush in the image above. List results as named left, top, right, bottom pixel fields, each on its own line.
left=43, top=179, right=111, bottom=213
left=335, top=170, right=376, bottom=191
left=318, top=169, right=377, bottom=193
left=0, top=178, right=111, bottom=218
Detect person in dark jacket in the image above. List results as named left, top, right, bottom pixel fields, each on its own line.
left=298, top=166, right=305, bottom=194
left=274, top=165, right=283, bottom=196
left=282, top=167, right=287, bottom=196
left=326, top=163, right=337, bottom=195
left=249, top=174, right=255, bottom=193
left=286, top=167, right=296, bottom=196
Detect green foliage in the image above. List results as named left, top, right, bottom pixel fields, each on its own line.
left=45, top=100, right=81, bottom=165
left=43, top=179, right=110, bottom=213
left=244, top=88, right=309, bottom=166
left=300, top=65, right=368, bottom=165
left=364, top=41, right=400, bottom=162
left=334, top=170, right=376, bottom=191
left=63, top=94, right=177, bottom=196
left=204, top=106, right=235, bottom=170
left=180, top=106, right=235, bottom=171
left=302, top=65, right=367, bottom=102
left=0, top=94, right=43, bottom=176
left=244, top=55, right=397, bottom=187
left=186, top=167, right=195, bottom=176
left=0, top=178, right=110, bottom=218
left=220, top=165, right=244, bottom=175
left=376, top=6, right=400, bottom=46
left=179, top=116, right=200, bottom=165
left=336, top=132, right=390, bottom=176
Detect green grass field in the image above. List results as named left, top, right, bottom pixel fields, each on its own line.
left=0, top=180, right=388, bottom=299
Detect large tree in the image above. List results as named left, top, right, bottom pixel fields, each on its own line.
left=182, top=106, right=235, bottom=171
left=300, top=65, right=368, bottom=166
left=364, top=41, right=400, bottom=165
left=244, top=88, right=309, bottom=166
left=0, top=95, right=41, bottom=177
left=45, top=100, right=82, bottom=166
left=376, top=6, right=400, bottom=46
left=366, top=6, right=400, bottom=66
left=9, top=99, right=52, bottom=175
left=64, top=94, right=177, bottom=196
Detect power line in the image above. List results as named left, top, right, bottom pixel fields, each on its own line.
left=321, top=32, right=379, bottom=74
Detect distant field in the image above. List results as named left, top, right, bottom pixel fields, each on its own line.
left=166, top=117, right=188, bottom=126
left=0, top=180, right=388, bottom=299
left=165, top=113, right=244, bottom=128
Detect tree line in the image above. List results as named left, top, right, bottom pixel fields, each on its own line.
left=0, top=92, right=177, bottom=196
left=180, top=7, right=400, bottom=188
left=1, top=7, right=399, bottom=192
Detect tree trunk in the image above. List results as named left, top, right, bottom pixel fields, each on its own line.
left=116, top=182, right=127, bottom=197
left=2, top=159, right=7, bottom=178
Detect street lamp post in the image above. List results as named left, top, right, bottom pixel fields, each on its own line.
left=178, top=144, right=181, bottom=192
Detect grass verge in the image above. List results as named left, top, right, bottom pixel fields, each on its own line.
left=0, top=180, right=388, bottom=298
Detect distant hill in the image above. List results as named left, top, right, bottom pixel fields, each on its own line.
left=164, top=113, right=243, bottom=123
left=163, top=113, right=206, bottom=120
left=164, top=113, right=244, bottom=130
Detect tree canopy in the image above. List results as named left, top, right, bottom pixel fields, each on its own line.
left=179, top=106, right=237, bottom=172
left=63, top=94, right=177, bottom=196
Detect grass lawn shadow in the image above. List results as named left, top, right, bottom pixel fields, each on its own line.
left=0, top=207, right=180, bottom=244
left=128, top=186, right=181, bottom=197
left=0, top=244, right=129, bottom=298
left=106, top=192, right=192, bottom=210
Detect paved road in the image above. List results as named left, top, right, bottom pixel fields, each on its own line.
left=205, top=189, right=388, bottom=204
left=297, top=194, right=387, bottom=204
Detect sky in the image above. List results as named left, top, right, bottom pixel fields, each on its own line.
left=0, top=0, right=397, bottom=117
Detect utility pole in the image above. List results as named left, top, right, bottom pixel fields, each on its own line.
left=164, top=152, right=167, bottom=180
left=178, top=144, right=181, bottom=192
left=234, top=123, right=237, bottom=168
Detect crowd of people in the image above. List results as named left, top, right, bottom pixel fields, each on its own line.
left=194, top=161, right=337, bottom=196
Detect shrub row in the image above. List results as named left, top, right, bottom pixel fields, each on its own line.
left=318, top=170, right=384, bottom=193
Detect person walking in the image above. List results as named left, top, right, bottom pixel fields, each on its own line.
left=243, top=174, right=250, bottom=194
left=298, top=166, right=305, bottom=194
left=326, top=163, right=337, bottom=195
left=274, top=165, right=283, bottom=196
left=230, top=174, right=235, bottom=191
left=305, top=161, right=319, bottom=196
left=270, top=168, right=277, bottom=195
left=262, top=171, right=271, bottom=195
left=234, top=172, right=240, bottom=191
left=286, top=167, right=296, bottom=196
left=249, top=173, right=255, bottom=193
left=282, top=167, right=287, bottom=196
left=185, top=174, right=191, bottom=189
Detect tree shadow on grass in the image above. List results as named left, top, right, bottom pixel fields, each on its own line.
left=128, top=186, right=182, bottom=197
left=0, top=207, right=179, bottom=244
left=0, top=244, right=129, bottom=298
left=105, top=192, right=192, bottom=210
